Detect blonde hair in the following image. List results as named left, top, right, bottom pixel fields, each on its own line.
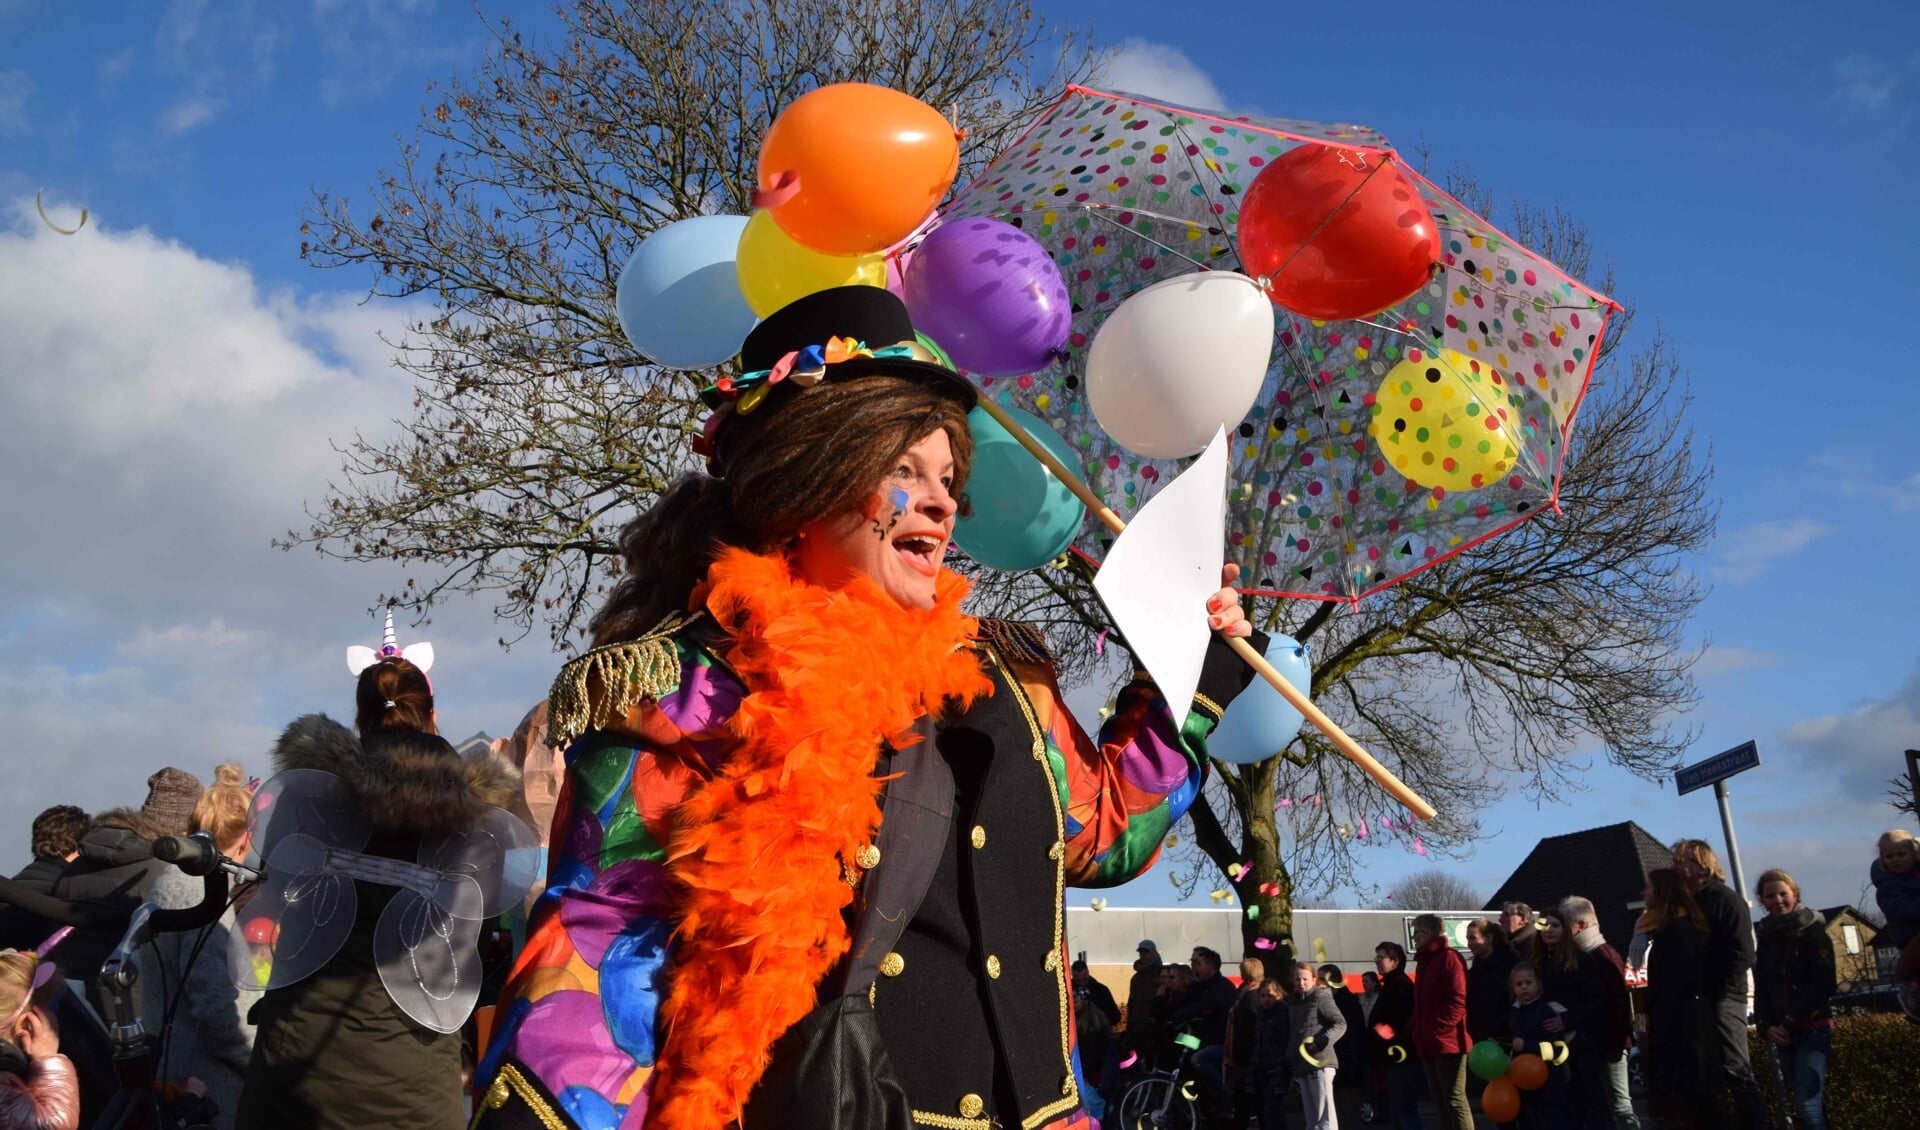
left=1756, top=868, right=1800, bottom=903
left=0, top=951, right=34, bottom=1035
left=1879, top=830, right=1916, bottom=852
left=1672, top=839, right=1727, bottom=882
left=190, top=763, right=252, bottom=851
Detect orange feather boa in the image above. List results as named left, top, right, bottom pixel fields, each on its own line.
left=643, top=547, right=994, bottom=1130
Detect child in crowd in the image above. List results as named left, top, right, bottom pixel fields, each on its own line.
left=1870, top=829, right=1920, bottom=1020
left=1287, top=961, right=1346, bottom=1130
left=0, top=949, right=79, bottom=1130
left=1507, top=963, right=1570, bottom=1130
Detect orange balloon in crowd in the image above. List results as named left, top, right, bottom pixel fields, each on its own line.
left=1237, top=143, right=1440, bottom=321
left=1508, top=1052, right=1550, bottom=1091
left=1480, top=1076, right=1522, bottom=1122
left=756, top=83, right=961, bottom=256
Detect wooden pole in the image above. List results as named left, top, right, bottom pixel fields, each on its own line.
left=972, top=394, right=1437, bottom=822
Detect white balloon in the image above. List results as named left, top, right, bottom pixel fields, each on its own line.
left=1085, top=271, right=1274, bottom=459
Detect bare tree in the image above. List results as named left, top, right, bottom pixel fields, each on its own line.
left=1162, top=193, right=1715, bottom=960
left=1382, top=868, right=1486, bottom=911
left=283, top=0, right=1096, bottom=647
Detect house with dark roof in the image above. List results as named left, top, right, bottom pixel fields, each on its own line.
left=1817, top=905, right=1883, bottom=986
left=1484, top=821, right=1672, bottom=948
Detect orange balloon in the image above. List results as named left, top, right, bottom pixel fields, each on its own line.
left=1481, top=1077, right=1522, bottom=1122
left=1508, top=1052, right=1550, bottom=1091
left=756, top=83, right=960, bottom=256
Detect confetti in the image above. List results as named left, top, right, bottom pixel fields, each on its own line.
left=1388, top=1046, right=1408, bottom=1063
left=35, top=189, right=87, bottom=236
left=1414, top=835, right=1427, bottom=857
left=1313, top=937, right=1327, bottom=963
left=1355, top=817, right=1368, bottom=841
left=1246, top=906, right=1260, bottom=920
left=1165, top=834, right=1180, bottom=848
left=1089, top=897, right=1108, bottom=911
left=1226, top=863, right=1243, bottom=880
left=1169, top=872, right=1182, bottom=887
left=1258, top=882, right=1280, bottom=897
left=1095, top=628, right=1108, bottom=657
left=1338, top=824, right=1350, bottom=839
left=1209, top=888, right=1230, bottom=903
left=1118, top=1051, right=1138, bottom=1070
left=1253, top=937, right=1277, bottom=950
left=1298, top=1040, right=1325, bottom=1068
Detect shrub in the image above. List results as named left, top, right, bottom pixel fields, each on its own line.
left=1746, top=1014, right=1920, bottom=1126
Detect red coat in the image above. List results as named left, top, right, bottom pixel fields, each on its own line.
left=1412, top=936, right=1471, bottom=1056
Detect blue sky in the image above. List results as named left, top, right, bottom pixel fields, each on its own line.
left=2, top=1, right=1916, bottom=920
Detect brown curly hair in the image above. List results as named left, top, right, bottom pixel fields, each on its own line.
left=591, top=375, right=974, bottom=646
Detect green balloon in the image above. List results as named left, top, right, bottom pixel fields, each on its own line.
left=1467, top=1040, right=1511, bottom=1082
left=952, top=404, right=1086, bottom=572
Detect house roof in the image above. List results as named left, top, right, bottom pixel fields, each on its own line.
left=1485, top=821, right=1673, bottom=948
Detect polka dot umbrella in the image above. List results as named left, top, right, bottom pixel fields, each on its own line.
left=937, top=85, right=1622, bottom=603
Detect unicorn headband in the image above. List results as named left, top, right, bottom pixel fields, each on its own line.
left=3, top=927, right=71, bottom=1029
left=346, top=610, right=435, bottom=689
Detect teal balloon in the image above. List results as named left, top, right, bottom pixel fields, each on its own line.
left=953, top=405, right=1086, bottom=571
left=614, top=215, right=758, bottom=370
left=1468, top=1040, right=1511, bottom=1082
left=1206, top=634, right=1312, bottom=765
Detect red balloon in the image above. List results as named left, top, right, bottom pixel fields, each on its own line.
left=1480, top=1077, right=1522, bottom=1122
left=243, top=916, right=277, bottom=945
left=1237, top=144, right=1440, bottom=321
left=1508, top=1052, right=1550, bottom=1091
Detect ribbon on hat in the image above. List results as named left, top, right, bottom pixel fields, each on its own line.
left=699, top=338, right=923, bottom=412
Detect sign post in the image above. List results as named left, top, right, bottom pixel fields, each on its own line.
left=1675, top=741, right=1762, bottom=905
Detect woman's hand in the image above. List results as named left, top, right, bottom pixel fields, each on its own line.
left=1542, top=1015, right=1565, bottom=1034
left=1206, top=563, right=1252, bottom=638
left=1765, top=1025, right=1790, bottom=1047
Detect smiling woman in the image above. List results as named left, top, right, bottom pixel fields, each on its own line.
left=471, top=285, right=1260, bottom=1130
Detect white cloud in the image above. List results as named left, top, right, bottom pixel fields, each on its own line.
left=0, top=69, right=31, bottom=136
left=1835, top=54, right=1897, bottom=112
left=1704, top=517, right=1836, bottom=583
left=1780, top=665, right=1920, bottom=798
left=0, top=200, right=557, bottom=853
left=160, top=96, right=221, bottom=134
left=99, top=46, right=138, bottom=85
left=1101, top=39, right=1228, bottom=112
left=1693, top=645, right=1780, bottom=676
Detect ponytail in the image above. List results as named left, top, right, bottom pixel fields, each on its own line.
left=355, top=656, right=435, bottom=736
left=190, top=762, right=253, bottom=850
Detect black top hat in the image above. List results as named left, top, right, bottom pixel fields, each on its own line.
left=696, top=286, right=977, bottom=471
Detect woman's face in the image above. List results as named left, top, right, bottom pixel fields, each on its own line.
left=1760, top=880, right=1797, bottom=916
left=1541, top=916, right=1564, bottom=946
left=790, top=428, right=959, bottom=610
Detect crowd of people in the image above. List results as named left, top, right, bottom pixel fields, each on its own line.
left=1096, top=836, right=1919, bottom=1130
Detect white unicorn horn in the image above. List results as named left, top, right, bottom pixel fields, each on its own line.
left=382, top=609, right=397, bottom=649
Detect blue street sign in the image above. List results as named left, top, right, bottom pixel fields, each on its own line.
left=1675, top=740, right=1761, bottom=797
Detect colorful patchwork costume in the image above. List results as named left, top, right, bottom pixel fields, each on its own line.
left=473, top=548, right=1261, bottom=1130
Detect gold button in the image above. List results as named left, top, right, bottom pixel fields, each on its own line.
left=985, top=954, right=1001, bottom=979
left=856, top=843, right=881, bottom=869
left=880, top=951, right=905, bottom=977
left=1044, top=950, right=1060, bottom=973
left=958, top=1094, right=985, bottom=1119
left=970, top=825, right=987, bottom=850
left=485, top=1076, right=510, bottom=1110
left=1047, top=840, right=1064, bottom=861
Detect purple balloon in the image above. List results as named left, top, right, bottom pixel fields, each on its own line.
left=902, top=217, right=1072, bottom=377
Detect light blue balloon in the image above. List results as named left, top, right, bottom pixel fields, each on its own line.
left=953, top=405, right=1086, bottom=571
left=1207, top=634, right=1313, bottom=765
left=614, top=215, right=758, bottom=370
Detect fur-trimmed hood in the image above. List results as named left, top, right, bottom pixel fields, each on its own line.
left=271, top=714, right=521, bottom=836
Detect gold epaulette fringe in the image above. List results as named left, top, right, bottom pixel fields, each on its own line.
left=545, top=613, right=695, bottom=748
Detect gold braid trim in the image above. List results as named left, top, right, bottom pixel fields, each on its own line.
left=471, top=1063, right=566, bottom=1130
left=545, top=613, right=695, bottom=748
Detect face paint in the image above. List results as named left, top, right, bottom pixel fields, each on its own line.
left=871, top=487, right=909, bottom=542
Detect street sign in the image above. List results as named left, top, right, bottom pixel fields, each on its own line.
left=1675, top=740, right=1761, bottom=797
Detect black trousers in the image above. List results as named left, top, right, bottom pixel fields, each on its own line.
left=1688, top=994, right=1765, bottom=1130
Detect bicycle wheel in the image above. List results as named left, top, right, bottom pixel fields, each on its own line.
left=1117, top=1077, right=1199, bottom=1130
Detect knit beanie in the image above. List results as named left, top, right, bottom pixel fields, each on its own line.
left=141, top=767, right=203, bottom=836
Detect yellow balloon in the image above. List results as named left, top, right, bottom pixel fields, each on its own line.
left=1367, top=348, right=1520, bottom=493
left=735, top=209, right=886, bottom=317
